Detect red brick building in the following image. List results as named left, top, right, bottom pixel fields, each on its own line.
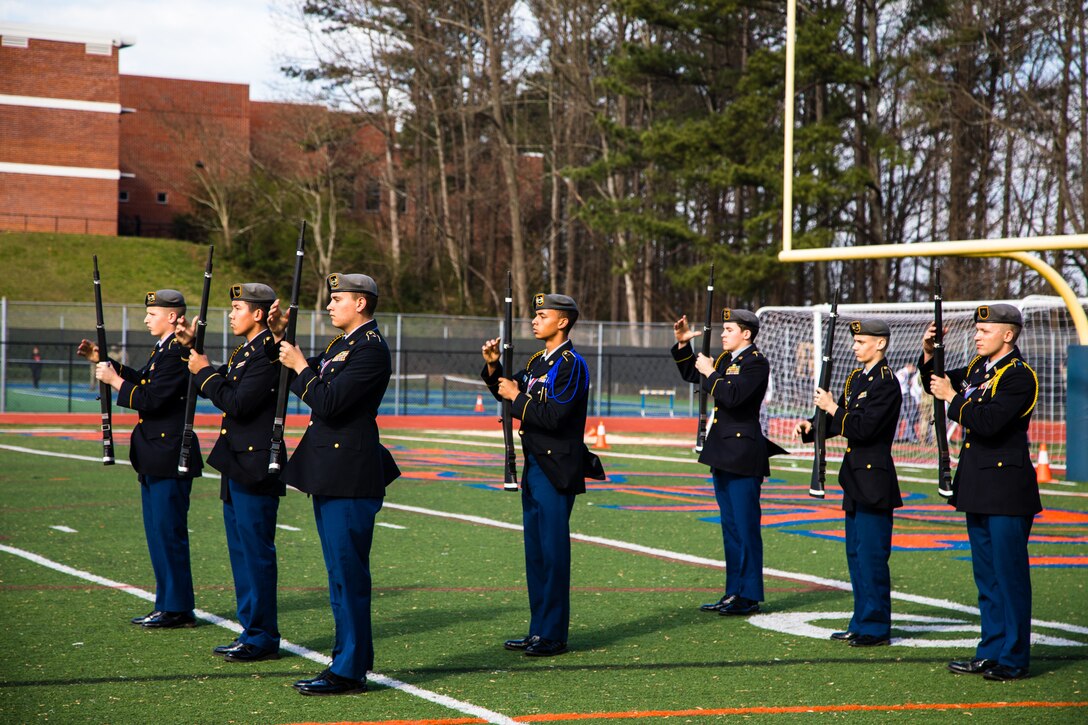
left=0, top=23, right=133, bottom=235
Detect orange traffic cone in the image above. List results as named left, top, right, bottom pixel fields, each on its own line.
left=1035, top=444, right=1054, bottom=483
left=592, top=420, right=610, bottom=450
left=474, top=394, right=485, bottom=413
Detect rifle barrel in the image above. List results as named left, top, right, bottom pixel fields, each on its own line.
left=695, top=264, right=715, bottom=453
left=93, top=255, right=115, bottom=465
left=809, top=291, right=839, bottom=498
left=932, top=264, right=953, bottom=497
left=269, top=221, right=307, bottom=474
left=501, top=270, right=518, bottom=490
left=178, top=245, right=214, bottom=475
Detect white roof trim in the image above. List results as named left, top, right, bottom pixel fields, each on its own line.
left=0, top=95, right=122, bottom=114
left=0, top=23, right=135, bottom=48
left=0, top=162, right=121, bottom=181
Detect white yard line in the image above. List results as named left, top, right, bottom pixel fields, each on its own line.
left=0, top=542, right=518, bottom=723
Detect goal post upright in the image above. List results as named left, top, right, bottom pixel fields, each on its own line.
left=778, top=0, right=1087, bottom=479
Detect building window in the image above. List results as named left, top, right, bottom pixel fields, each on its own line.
left=364, top=181, right=381, bottom=213
left=119, top=190, right=130, bottom=203
left=156, top=192, right=168, bottom=205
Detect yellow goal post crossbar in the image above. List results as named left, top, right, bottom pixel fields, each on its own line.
left=779, top=0, right=1088, bottom=344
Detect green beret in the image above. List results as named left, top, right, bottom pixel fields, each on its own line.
left=145, top=289, right=185, bottom=308
left=533, top=293, right=578, bottom=313
left=722, top=308, right=759, bottom=333
left=229, top=283, right=276, bottom=304
left=975, top=303, right=1022, bottom=326
left=327, top=273, right=378, bottom=296
left=849, top=318, right=891, bottom=337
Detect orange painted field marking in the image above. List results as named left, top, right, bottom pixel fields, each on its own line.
left=287, top=700, right=1088, bottom=725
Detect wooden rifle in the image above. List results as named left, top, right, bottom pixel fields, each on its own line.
left=177, top=245, right=214, bottom=475
left=932, top=263, right=954, bottom=498
left=501, top=270, right=518, bottom=491
left=92, top=255, right=115, bottom=465
left=694, top=264, right=715, bottom=452
left=809, top=289, right=840, bottom=498
left=268, top=220, right=307, bottom=474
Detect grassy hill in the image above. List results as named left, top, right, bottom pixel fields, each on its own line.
left=0, top=231, right=248, bottom=304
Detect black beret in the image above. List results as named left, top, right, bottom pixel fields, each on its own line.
left=533, top=293, right=578, bottom=313
left=229, top=282, right=276, bottom=304
left=327, top=273, right=378, bottom=296
left=721, top=308, right=759, bottom=332
left=975, top=303, right=1022, bottom=326
left=144, top=289, right=185, bottom=308
left=849, top=318, right=891, bottom=337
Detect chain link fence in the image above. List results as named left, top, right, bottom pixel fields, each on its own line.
left=0, top=299, right=695, bottom=419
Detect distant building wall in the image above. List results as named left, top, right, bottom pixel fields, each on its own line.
left=0, top=24, right=129, bottom=235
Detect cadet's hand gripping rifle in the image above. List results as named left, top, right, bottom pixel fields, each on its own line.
left=809, top=289, right=840, bottom=498
left=501, top=271, right=518, bottom=491
left=268, top=221, right=307, bottom=475
left=92, top=255, right=115, bottom=465
left=178, top=246, right=214, bottom=475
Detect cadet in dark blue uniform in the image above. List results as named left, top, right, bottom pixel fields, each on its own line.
left=672, top=309, right=786, bottom=616
left=481, top=293, right=605, bottom=657
left=922, top=303, right=1040, bottom=681
left=797, top=319, right=903, bottom=647
left=79, top=289, right=202, bottom=628
left=183, top=283, right=284, bottom=662
left=278, top=273, right=400, bottom=696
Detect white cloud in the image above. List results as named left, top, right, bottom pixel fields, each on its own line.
left=1, top=0, right=312, bottom=100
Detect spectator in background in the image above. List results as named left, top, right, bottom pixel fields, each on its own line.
left=895, top=362, right=920, bottom=442
left=30, top=346, right=43, bottom=388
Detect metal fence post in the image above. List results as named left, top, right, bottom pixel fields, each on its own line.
left=67, top=344, right=73, bottom=413
left=394, top=314, right=403, bottom=415
left=596, top=322, right=603, bottom=417
left=221, top=309, right=229, bottom=363
left=121, top=305, right=129, bottom=362
left=0, top=297, right=6, bottom=413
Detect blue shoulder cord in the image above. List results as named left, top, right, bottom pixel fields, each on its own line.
left=545, top=348, right=589, bottom=404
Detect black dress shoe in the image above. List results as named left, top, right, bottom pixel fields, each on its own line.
left=524, top=638, right=568, bottom=657
left=141, top=611, right=196, bottom=629
left=983, top=664, right=1029, bottom=681
left=503, top=635, right=541, bottom=651
left=720, top=597, right=760, bottom=616
left=830, top=631, right=858, bottom=641
left=296, top=671, right=367, bottom=696
left=849, top=634, right=890, bottom=647
left=293, top=669, right=330, bottom=689
left=224, top=643, right=280, bottom=662
left=699, top=595, right=736, bottom=612
left=213, top=639, right=242, bottom=656
left=948, top=658, right=998, bottom=675
left=131, top=610, right=161, bottom=625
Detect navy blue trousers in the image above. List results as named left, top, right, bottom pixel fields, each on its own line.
left=711, top=470, right=764, bottom=601
left=141, top=475, right=194, bottom=613
left=844, top=505, right=894, bottom=638
left=313, top=495, right=383, bottom=681
left=522, top=455, right=576, bottom=643
left=967, top=512, right=1034, bottom=668
left=224, top=479, right=281, bottom=651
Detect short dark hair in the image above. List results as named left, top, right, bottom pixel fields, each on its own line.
left=242, top=300, right=272, bottom=325
left=353, top=291, right=378, bottom=316
left=558, top=309, right=578, bottom=331
left=737, top=322, right=757, bottom=341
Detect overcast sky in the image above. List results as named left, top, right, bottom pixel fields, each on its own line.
left=1, top=0, right=311, bottom=100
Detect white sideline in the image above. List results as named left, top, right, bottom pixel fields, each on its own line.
left=0, top=543, right=519, bottom=724
left=3, top=442, right=1087, bottom=637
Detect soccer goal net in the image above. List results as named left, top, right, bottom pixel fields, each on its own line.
left=756, top=295, right=1081, bottom=474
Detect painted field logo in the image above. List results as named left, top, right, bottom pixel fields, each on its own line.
left=747, top=612, right=1088, bottom=648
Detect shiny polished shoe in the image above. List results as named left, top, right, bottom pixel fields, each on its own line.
left=524, top=638, right=568, bottom=657
left=296, top=671, right=367, bottom=696
left=293, top=669, right=330, bottom=689
left=141, top=611, right=196, bottom=629
left=849, top=634, right=891, bottom=647
left=720, top=597, right=760, bottom=616
left=131, top=610, right=161, bottom=625
left=224, top=643, right=280, bottom=662
left=983, top=664, right=1029, bottom=681
left=504, top=635, right=541, bottom=651
left=699, top=595, right=736, bottom=612
left=830, top=631, right=858, bottom=641
left=948, top=658, right=998, bottom=675
left=213, top=639, right=242, bottom=656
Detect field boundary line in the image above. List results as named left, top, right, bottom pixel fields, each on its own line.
left=3, top=441, right=1087, bottom=638
left=0, top=526, right=517, bottom=720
